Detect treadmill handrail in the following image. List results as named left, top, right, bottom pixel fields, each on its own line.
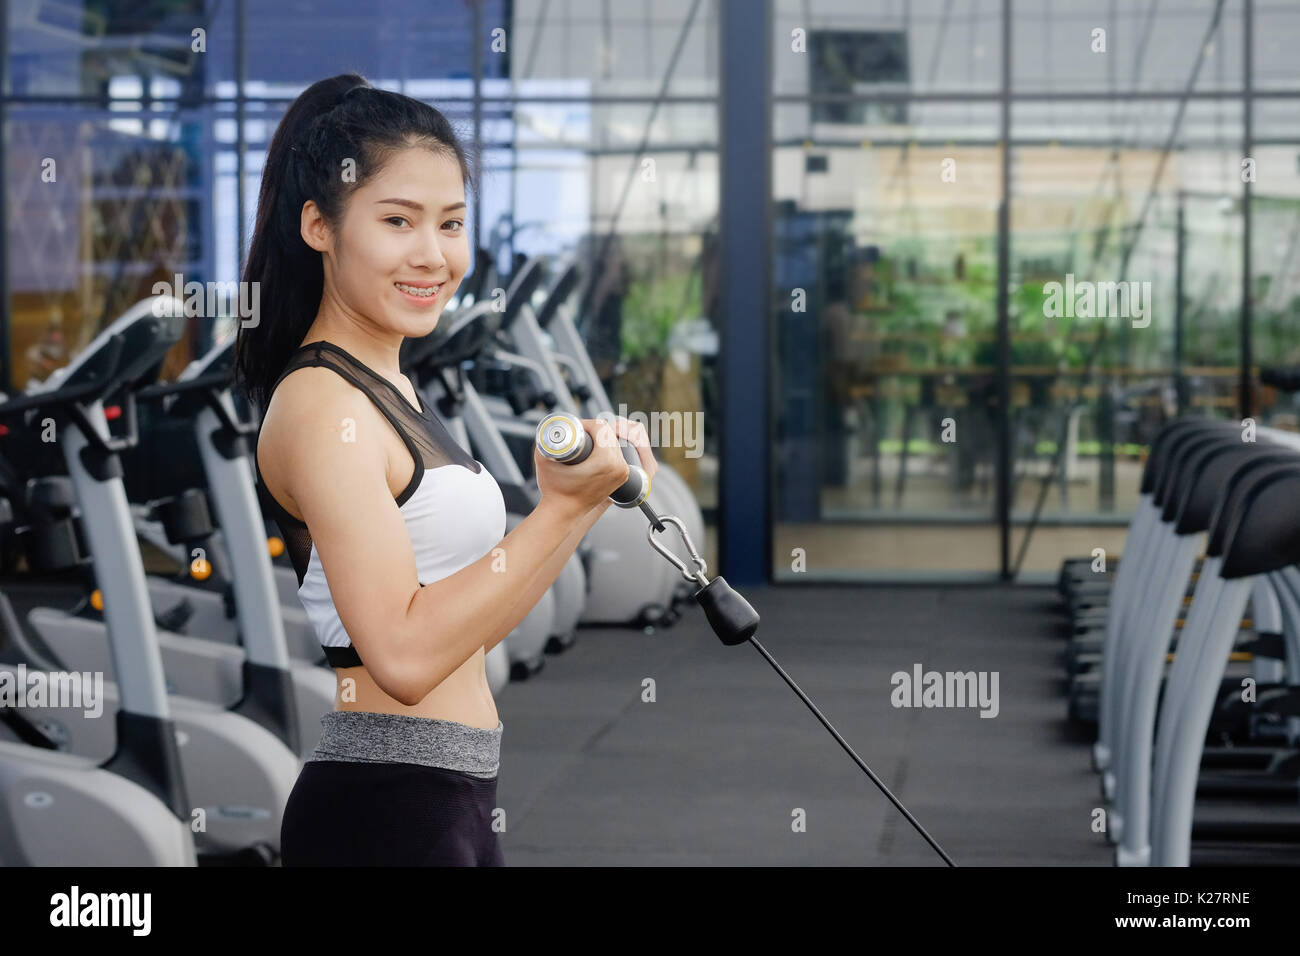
left=0, top=335, right=145, bottom=466
left=30, top=297, right=186, bottom=397
left=534, top=259, right=582, bottom=330
left=500, top=256, right=547, bottom=331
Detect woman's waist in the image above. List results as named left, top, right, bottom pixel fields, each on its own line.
left=333, top=651, right=498, bottom=726
left=334, top=691, right=499, bottom=731
left=309, top=708, right=503, bottom=776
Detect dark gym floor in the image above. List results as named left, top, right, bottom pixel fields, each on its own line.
left=496, top=584, right=1110, bottom=866
left=3, top=578, right=1109, bottom=865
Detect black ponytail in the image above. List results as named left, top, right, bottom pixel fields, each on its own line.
left=234, top=73, right=475, bottom=411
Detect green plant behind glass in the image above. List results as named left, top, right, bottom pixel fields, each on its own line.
left=620, top=270, right=700, bottom=362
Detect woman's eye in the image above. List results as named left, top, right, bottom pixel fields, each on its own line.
left=444, top=219, right=464, bottom=233
left=385, top=216, right=409, bottom=227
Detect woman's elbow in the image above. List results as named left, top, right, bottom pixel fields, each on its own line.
left=362, top=634, right=444, bottom=707
left=391, top=685, right=427, bottom=709
left=368, top=665, right=426, bottom=708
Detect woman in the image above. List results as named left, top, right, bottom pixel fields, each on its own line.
left=235, top=73, right=652, bottom=866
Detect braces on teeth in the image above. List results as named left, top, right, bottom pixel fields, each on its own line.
left=397, top=283, right=438, bottom=297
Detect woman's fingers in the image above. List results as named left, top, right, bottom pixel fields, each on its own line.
left=592, top=416, right=659, bottom=479
left=615, top=416, right=658, bottom=480
left=588, top=418, right=618, bottom=451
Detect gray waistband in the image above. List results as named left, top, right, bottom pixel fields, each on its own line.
left=308, top=710, right=503, bottom=779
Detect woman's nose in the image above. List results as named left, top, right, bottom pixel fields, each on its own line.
left=412, top=228, right=449, bottom=273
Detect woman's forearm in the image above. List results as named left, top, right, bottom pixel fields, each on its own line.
left=484, top=500, right=609, bottom=651
left=384, top=496, right=582, bottom=703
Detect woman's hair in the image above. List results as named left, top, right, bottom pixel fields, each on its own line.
left=234, top=73, right=475, bottom=410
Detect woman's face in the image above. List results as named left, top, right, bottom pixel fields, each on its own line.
left=312, top=146, right=470, bottom=338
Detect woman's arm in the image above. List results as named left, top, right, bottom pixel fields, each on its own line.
left=267, top=368, right=621, bottom=706
left=483, top=417, right=660, bottom=648
left=482, top=499, right=609, bottom=651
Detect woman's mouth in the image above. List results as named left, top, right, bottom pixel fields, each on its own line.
left=395, top=281, right=442, bottom=302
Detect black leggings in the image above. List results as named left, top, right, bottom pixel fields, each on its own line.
left=280, top=759, right=505, bottom=866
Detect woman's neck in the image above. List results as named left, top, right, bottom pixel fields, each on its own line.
left=302, top=310, right=403, bottom=379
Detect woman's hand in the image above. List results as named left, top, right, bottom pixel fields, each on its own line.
left=606, top=415, right=658, bottom=481
left=534, top=415, right=659, bottom=516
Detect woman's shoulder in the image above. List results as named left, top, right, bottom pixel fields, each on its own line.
left=263, top=362, right=356, bottom=424
left=258, top=363, right=384, bottom=472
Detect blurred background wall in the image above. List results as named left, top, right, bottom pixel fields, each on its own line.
left=3, top=0, right=1298, bottom=583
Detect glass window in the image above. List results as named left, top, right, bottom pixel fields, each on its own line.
left=1257, top=1, right=1300, bottom=90
left=243, top=0, right=495, bottom=95
left=7, top=0, right=236, bottom=99
left=771, top=102, right=1004, bottom=579
left=6, top=102, right=223, bottom=389
left=1012, top=0, right=1244, bottom=95
left=774, top=0, right=1002, bottom=97
left=509, top=0, right=718, bottom=98
left=1008, top=99, right=1246, bottom=574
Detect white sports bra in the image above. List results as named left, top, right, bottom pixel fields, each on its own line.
left=255, top=340, right=507, bottom=668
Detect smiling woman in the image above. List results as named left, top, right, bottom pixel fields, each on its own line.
left=233, top=73, right=646, bottom=867
left=235, top=76, right=478, bottom=411
left=297, top=148, right=471, bottom=338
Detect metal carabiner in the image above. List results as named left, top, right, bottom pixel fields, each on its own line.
left=644, top=515, right=707, bottom=590
left=647, top=514, right=709, bottom=589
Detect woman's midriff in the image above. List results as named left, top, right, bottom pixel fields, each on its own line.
left=331, top=645, right=499, bottom=730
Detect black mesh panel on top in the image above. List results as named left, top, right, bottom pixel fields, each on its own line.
left=254, top=339, right=482, bottom=588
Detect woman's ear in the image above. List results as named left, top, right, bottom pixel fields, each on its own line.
left=300, top=200, right=332, bottom=254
